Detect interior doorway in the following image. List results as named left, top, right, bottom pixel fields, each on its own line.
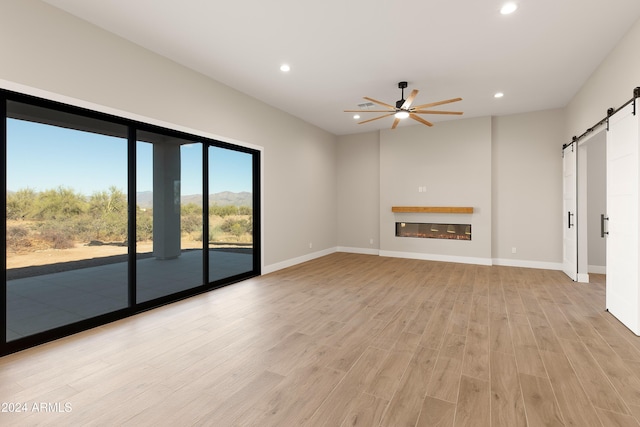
left=577, top=129, right=606, bottom=283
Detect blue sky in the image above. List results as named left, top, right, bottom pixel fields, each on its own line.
left=7, top=118, right=252, bottom=196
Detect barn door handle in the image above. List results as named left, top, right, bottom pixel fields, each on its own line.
left=567, top=211, right=574, bottom=228
left=601, top=214, right=609, bottom=237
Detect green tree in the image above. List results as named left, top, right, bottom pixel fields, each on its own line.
left=136, top=206, right=153, bottom=241
left=32, top=186, right=87, bottom=220
left=89, top=186, right=127, bottom=216
left=6, top=188, right=37, bottom=220
left=88, top=187, right=128, bottom=241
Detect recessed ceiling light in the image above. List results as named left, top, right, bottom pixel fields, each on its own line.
left=500, top=2, right=518, bottom=15
left=494, top=92, right=504, bottom=98
left=353, top=114, right=360, bottom=119
left=280, top=64, right=290, bottom=72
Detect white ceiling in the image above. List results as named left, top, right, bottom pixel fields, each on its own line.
left=42, top=0, right=640, bottom=136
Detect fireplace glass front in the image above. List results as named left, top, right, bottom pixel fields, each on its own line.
left=395, top=222, right=471, bottom=240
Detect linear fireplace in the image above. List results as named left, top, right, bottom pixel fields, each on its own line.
left=396, top=222, right=471, bottom=240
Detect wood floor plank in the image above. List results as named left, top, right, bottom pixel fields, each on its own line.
left=462, top=321, right=490, bottom=381
left=489, top=311, right=514, bottom=354
left=380, top=345, right=438, bottom=427
left=540, top=350, right=601, bottom=427
left=339, top=392, right=389, bottom=427
left=405, top=299, right=437, bottom=336
left=453, top=375, right=490, bottom=427
left=419, top=307, right=453, bottom=350
left=595, top=408, right=640, bottom=427
left=248, top=363, right=344, bottom=426
left=583, top=338, right=640, bottom=408
left=416, top=396, right=456, bottom=427
left=490, top=351, right=527, bottom=427
left=560, top=338, right=630, bottom=414
left=370, top=308, right=415, bottom=350
left=426, top=334, right=466, bottom=403
left=519, top=373, right=565, bottom=427
left=306, top=346, right=388, bottom=427
left=367, top=332, right=421, bottom=400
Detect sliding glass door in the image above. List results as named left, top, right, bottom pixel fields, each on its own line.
left=2, top=90, right=261, bottom=355
left=208, top=145, right=255, bottom=283
left=136, top=131, right=204, bottom=303
left=5, top=101, right=129, bottom=341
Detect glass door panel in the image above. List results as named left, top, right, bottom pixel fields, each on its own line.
left=5, top=101, right=128, bottom=341
left=208, top=145, right=254, bottom=282
left=136, top=131, right=203, bottom=302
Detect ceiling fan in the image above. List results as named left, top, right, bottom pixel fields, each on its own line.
left=344, top=81, right=463, bottom=129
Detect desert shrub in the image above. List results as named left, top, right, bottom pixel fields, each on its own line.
left=32, top=187, right=87, bottom=221
left=39, top=227, right=75, bottom=249
left=210, top=204, right=239, bottom=217
left=220, top=217, right=252, bottom=238
left=181, top=203, right=202, bottom=235
left=238, top=206, right=252, bottom=215
left=6, top=225, right=32, bottom=252
left=6, top=188, right=37, bottom=220
left=136, top=206, right=153, bottom=241
left=201, top=225, right=224, bottom=242
left=181, top=203, right=202, bottom=216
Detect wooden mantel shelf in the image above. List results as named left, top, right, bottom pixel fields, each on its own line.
left=392, top=206, right=474, bottom=214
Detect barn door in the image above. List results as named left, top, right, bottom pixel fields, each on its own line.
left=562, top=144, right=578, bottom=281
left=606, top=102, right=640, bottom=335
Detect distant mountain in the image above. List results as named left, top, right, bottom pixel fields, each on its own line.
left=136, top=191, right=153, bottom=209
left=136, top=191, right=252, bottom=209
left=210, top=191, right=252, bottom=207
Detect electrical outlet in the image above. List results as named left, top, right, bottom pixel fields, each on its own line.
left=512, top=247, right=517, bottom=254
left=369, top=238, right=374, bottom=245
left=309, top=242, right=313, bottom=249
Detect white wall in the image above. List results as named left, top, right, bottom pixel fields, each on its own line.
left=336, top=131, right=380, bottom=253
left=336, top=110, right=565, bottom=268
left=566, top=18, right=640, bottom=139
left=0, top=0, right=338, bottom=271
left=379, top=117, right=492, bottom=264
left=491, top=109, right=565, bottom=268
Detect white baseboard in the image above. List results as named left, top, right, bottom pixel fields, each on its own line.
left=263, top=247, right=337, bottom=274
left=588, top=265, right=606, bottom=274
left=264, top=248, right=565, bottom=275
left=492, top=258, right=563, bottom=271
left=380, top=250, right=492, bottom=266
left=336, top=246, right=380, bottom=256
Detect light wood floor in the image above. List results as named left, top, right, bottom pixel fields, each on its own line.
left=1, top=253, right=640, bottom=426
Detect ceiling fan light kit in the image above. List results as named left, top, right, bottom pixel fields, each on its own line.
left=344, top=81, right=463, bottom=129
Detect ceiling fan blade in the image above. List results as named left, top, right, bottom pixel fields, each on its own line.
left=412, top=97, right=462, bottom=110
left=363, top=97, right=396, bottom=110
left=391, top=118, right=401, bottom=129
left=344, top=109, right=399, bottom=113
left=412, top=110, right=464, bottom=115
left=358, top=112, right=396, bottom=124
left=409, top=113, right=433, bottom=127
left=401, top=89, right=419, bottom=109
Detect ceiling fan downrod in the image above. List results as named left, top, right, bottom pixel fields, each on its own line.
left=396, top=81, right=408, bottom=109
